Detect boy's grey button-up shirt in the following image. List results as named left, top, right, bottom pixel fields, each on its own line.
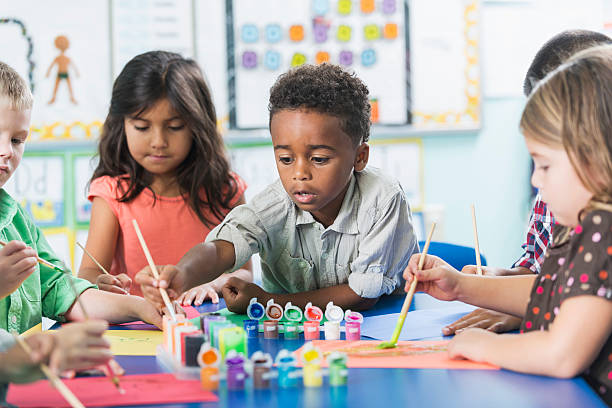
left=206, top=167, right=419, bottom=298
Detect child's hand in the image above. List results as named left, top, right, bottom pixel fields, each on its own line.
left=135, top=264, right=185, bottom=310
left=2, top=332, right=57, bottom=383
left=177, top=283, right=219, bottom=306
left=221, top=277, right=266, bottom=313
left=0, top=241, right=38, bottom=300
left=447, top=328, right=497, bottom=363
left=461, top=265, right=505, bottom=276
left=48, top=320, right=112, bottom=374
left=96, top=273, right=131, bottom=295
left=442, top=308, right=522, bottom=335
left=403, top=254, right=462, bottom=301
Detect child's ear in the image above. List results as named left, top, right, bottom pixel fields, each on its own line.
left=353, top=143, right=369, bottom=172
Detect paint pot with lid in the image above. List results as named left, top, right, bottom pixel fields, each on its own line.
left=197, top=343, right=220, bottom=391
left=283, top=302, right=302, bottom=340
left=250, top=351, right=273, bottom=389
left=304, top=302, right=323, bottom=340
left=324, top=301, right=344, bottom=340
left=344, top=309, right=363, bottom=341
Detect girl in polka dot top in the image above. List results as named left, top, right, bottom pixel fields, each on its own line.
left=403, top=45, right=612, bottom=405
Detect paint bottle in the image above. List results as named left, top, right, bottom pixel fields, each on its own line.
left=225, top=350, right=247, bottom=390
left=283, top=302, right=303, bottom=340
left=324, top=301, right=344, bottom=340
left=275, top=349, right=299, bottom=388
left=219, top=326, right=247, bottom=361
left=197, top=343, right=220, bottom=391
left=301, top=342, right=323, bottom=387
left=245, top=297, right=265, bottom=339
left=202, top=315, right=226, bottom=342
left=250, top=351, right=273, bottom=389
left=264, top=298, right=283, bottom=339
left=304, top=302, right=323, bottom=340
left=327, top=351, right=348, bottom=386
left=344, top=309, right=364, bottom=341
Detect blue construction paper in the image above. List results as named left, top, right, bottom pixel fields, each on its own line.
left=360, top=304, right=477, bottom=341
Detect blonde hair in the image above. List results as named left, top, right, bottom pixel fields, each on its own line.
left=520, top=44, right=612, bottom=215
left=0, top=61, right=33, bottom=111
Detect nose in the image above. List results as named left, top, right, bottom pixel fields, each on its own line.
left=530, top=170, right=540, bottom=190
left=292, top=158, right=311, bottom=181
left=0, top=136, right=14, bottom=159
left=150, top=127, right=168, bottom=149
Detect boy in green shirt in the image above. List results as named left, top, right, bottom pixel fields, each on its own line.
left=0, top=61, right=163, bottom=334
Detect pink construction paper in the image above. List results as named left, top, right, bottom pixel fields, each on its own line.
left=7, top=373, right=218, bottom=407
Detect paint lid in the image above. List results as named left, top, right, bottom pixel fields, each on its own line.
left=327, top=351, right=348, bottom=366
left=247, top=297, right=265, bottom=320
left=284, top=302, right=303, bottom=322
left=344, top=309, right=363, bottom=324
left=265, top=299, right=284, bottom=321
left=304, top=302, right=323, bottom=322
left=324, top=301, right=344, bottom=323
left=197, top=343, right=220, bottom=367
left=225, top=350, right=246, bottom=366
left=250, top=351, right=273, bottom=367
left=275, top=349, right=296, bottom=366
left=301, top=341, right=322, bottom=364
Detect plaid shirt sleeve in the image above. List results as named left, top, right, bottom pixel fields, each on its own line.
left=512, top=194, right=555, bottom=274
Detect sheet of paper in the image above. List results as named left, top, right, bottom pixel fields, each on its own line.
left=104, top=330, right=163, bottom=356
left=360, top=304, right=477, bottom=340
left=295, top=340, right=498, bottom=370
left=7, top=373, right=217, bottom=407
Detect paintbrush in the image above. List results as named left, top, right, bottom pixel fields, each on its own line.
left=0, top=240, right=63, bottom=273
left=377, top=222, right=436, bottom=349
left=471, top=204, right=483, bottom=275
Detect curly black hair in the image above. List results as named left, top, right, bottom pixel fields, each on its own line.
left=268, top=63, right=370, bottom=145
left=523, top=29, right=611, bottom=96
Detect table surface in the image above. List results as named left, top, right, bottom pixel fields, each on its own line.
left=110, top=295, right=606, bottom=408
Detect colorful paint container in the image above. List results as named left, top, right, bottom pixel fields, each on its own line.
left=304, top=302, right=323, bottom=340
left=263, top=320, right=279, bottom=339
left=344, top=310, right=364, bottom=341
left=209, top=321, right=234, bottom=348
left=246, top=298, right=265, bottom=321
left=225, top=351, right=247, bottom=390
left=243, top=319, right=259, bottom=338
left=301, top=342, right=323, bottom=388
left=251, top=351, right=273, bottom=389
left=283, top=302, right=303, bottom=322
left=327, top=351, right=348, bottom=386
left=202, top=315, right=225, bottom=341
left=265, top=298, right=284, bottom=320
left=219, top=326, right=247, bottom=360
left=324, top=302, right=344, bottom=340
left=283, top=321, right=299, bottom=340
left=275, top=350, right=299, bottom=388
left=197, top=343, right=220, bottom=391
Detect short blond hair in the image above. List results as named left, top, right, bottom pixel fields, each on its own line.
left=520, top=44, right=612, bottom=214
left=0, top=61, right=33, bottom=110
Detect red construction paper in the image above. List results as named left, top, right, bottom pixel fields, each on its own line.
left=7, top=373, right=218, bottom=407
left=295, top=340, right=499, bottom=370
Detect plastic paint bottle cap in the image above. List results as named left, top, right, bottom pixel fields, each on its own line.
left=251, top=351, right=273, bottom=367
left=247, top=297, right=265, bottom=320
left=265, top=299, right=284, bottom=321
left=344, top=309, right=364, bottom=324
left=275, top=349, right=296, bottom=366
left=325, top=301, right=344, bottom=323
left=301, top=342, right=322, bottom=364
left=284, top=302, right=303, bottom=322
left=304, top=302, right=323, bottom=322
left=197, top=343, right=220, bottom=367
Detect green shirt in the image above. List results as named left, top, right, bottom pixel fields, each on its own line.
left=0, top=190, right=95, bottom=333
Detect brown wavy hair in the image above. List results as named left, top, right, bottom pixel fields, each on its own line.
left=91, top=51, right=237, bottom=227
left=520, top=45, right=612, bottom=216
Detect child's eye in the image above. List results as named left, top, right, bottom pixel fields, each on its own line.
left=537, top=165, right=549, bottom=172
left=169, top=125, right=185, bottom=131
left=312, top=157, right=329, bottom=164
left=134, top=125, right=149, bottom=131
left=279, top=157, right=293, bottom=165
left=11, top=138, right=24, bottom=145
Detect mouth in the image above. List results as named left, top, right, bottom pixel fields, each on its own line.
left=293, top=191, right=316, bottom=204
left=0, top=166, right=9, bottom=174
left=147, top=155, right=169, bottom=162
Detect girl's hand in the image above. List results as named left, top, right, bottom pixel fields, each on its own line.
left=48, top=320, right=112, bottom=374
left=443, top=308, right=522, bottom=335
left=2, top=332, right=57, bottom=383
left=135, top=264, right=186, bottom=310
left=221, top=277, right=266, bottom=313
left=177, top=283, right=219, bottom=306
left=447, top=328, right=497, bottom=363
left=0, top=241, right=38, bottom=300
left=402, top=254, right=462, bottom=301
left=96, top=273, right=131, bottom=295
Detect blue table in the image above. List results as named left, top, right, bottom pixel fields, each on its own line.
left=113, top=295, right=606, bottom=408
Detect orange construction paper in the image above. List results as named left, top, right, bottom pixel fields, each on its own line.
left=7, top=373, right=218, bottom=407
left=295, top=340, right=499, bottom=370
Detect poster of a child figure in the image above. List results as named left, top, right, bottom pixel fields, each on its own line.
left=46, top=35, right=79, bottom=104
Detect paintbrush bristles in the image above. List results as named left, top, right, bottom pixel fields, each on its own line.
left=76, top=242, right=111, bottom=275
